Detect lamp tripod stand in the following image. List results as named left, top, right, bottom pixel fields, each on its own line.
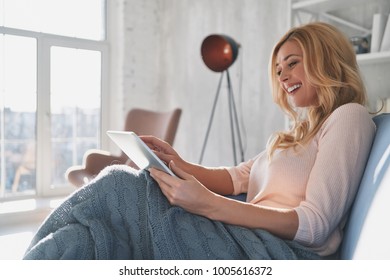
left=198, top=69, right=244, bottom=165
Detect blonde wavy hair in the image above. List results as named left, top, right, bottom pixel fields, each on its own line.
left=267, top=22, right=367, bottom=158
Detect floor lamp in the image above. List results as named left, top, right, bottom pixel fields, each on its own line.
left=199, top=34, right=244, bottom=165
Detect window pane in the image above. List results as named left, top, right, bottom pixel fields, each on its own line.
left=50, top=46, right=101, bottom=187
left=0, top=35, right=37, bottom=198
left=0, top=0, right=105, bottom=40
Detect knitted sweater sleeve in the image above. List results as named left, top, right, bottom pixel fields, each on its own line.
left=293, top=104, right=376, bottom=249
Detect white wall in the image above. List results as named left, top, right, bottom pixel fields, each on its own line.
left=108, top=0, right=288, bottom=167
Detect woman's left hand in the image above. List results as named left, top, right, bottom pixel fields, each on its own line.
left=149, top=161, right=217, bottom=216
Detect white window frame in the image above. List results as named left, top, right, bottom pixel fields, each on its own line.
left=0, top=26, right=109, bottom=199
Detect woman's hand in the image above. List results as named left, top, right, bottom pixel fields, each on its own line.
left=149, top=161, right=217, bottom=217
left=140, top=135, right=187, bottom=169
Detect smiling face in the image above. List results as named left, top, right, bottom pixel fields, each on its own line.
left=275, top=40, right=317, bottom=108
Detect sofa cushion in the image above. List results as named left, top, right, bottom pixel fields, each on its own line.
left=339, top=113, right=390, bottom=259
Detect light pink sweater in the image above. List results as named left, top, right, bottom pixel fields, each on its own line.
left=227, top=103, right=376, bottom=256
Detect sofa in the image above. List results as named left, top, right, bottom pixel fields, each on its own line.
left=339, top=113, right=390, bottom=259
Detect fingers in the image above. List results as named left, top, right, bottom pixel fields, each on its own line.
left=169, top=161, right=191, bottom=180
left=150, top=163, right=213, bottom=214
left=149, top=166, right=178, bottom=202
left=154, top=150, right=173, bottom=166
left=140, top=136, right=184, bottom=170
left=140, top=135, right=170, bottom=152
left=149, top=165, right=177, bottom=186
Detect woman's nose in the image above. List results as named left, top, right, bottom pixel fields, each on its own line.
left=278, top=69, right=289, bottom=82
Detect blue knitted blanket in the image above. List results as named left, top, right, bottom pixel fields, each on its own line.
left=23, top=165, right=320, bottom=260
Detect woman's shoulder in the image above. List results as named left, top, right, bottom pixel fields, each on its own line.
left=327, top=103, right=373, bottom=124
left=320, top=103, right=376, bottom=136
left=332, top=102, right=370, bottom=117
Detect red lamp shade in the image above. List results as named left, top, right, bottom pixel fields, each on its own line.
left=201, top=34, right=240, bottom=72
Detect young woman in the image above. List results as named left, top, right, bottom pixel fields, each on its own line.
left=24, top=22, right=375, bottom=260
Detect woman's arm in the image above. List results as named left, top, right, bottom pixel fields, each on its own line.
left=143, top=136, right=298, bottom=239
left=149, top=161, right=299, bottom=240
left=181, top=164, right=234, bottom=195
left=210, top=195, right=299, bottom=240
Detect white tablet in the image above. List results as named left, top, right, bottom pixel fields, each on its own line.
left=106, top=131, right=176, bottom=177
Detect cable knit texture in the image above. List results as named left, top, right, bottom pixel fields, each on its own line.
left=23, top=165, right=319, bottom=260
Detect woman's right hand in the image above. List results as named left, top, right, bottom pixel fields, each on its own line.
left=140, top=135, right=187, bottom=170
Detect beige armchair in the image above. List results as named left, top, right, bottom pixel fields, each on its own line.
left=66, top=107, right=182, bottom=187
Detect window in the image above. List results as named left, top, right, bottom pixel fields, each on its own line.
left=0, top=0, right=107, bottom=200
left=50, top=46, right=102, bottom=188
left=0, top=0, right=105, bottom=40
left=0, top=35, right=37, bottom=197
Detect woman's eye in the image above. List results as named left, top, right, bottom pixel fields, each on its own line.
left=288, top=61, right=297, bottom=68
left=276, top=70, right=281, bottom=76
